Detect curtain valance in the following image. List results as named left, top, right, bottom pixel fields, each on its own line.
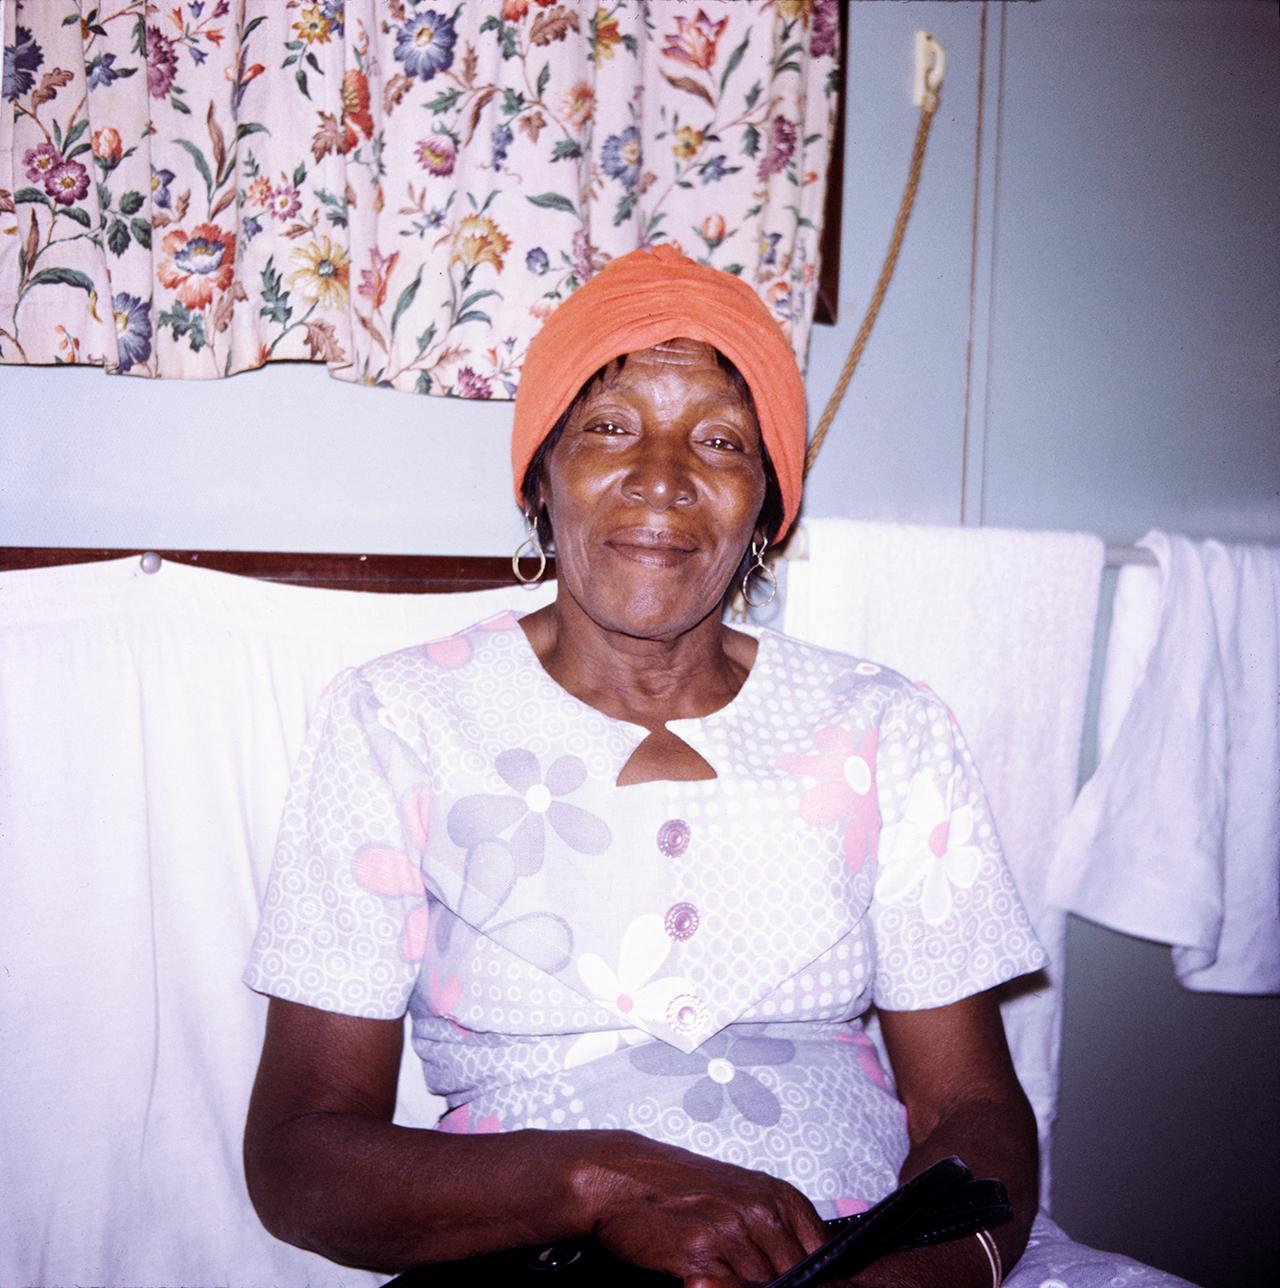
left=0, top=1, right=839, bottom=396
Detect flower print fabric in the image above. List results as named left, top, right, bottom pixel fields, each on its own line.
left=158, top=224, right=237, bottom=310
left=3, top=26, right=44, bottom=101
left=246, top=617, right=1046, bottom=1215
left=566, top=913, right=697, bottom=1070
left=355, top=841, right=431, bottom=963
left=777, top=724, right=880, bottom=871
left=1, top=3, right=836, bottom=387
left=111, top=293, right=152, bottom=372
left=630, top=1030, right=796, bottom=1127
left=448, top=748, right=611, bottom=871
left=877, top=767, right=983, bottom=926
left=393, top=9, right=458, bottom=82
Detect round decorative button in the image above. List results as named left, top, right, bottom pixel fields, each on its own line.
left=667, top=992, right=707, bottom=1034
left=657, top=818, right=691, bottom=858
left=664, top=901, right=700, bottom=941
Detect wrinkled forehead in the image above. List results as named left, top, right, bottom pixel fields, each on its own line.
left=582, top=335, right=720, bottom=376
left=575, top=338, right=758, bottom=434
left=642, top=336, right=720, bottom=366
left=597, top=337, right=735, bottom=385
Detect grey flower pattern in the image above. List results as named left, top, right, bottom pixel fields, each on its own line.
left=447, top=748, right=611, bottom=873
left=630, top=1030, right=796, bottom=1126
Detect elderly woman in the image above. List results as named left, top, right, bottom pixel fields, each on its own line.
left=244, top=248, right=1191, bottom=1288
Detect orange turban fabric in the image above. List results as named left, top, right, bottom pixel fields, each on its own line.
left=511, top=244, right=807, bottom=539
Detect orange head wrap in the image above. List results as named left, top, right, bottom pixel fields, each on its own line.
left=511, top=244, right=806, bottom=540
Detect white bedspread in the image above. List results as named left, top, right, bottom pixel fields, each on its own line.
left=0, top=556, right=552, bottom=1288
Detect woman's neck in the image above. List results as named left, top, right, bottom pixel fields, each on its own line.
left=518, top=591, right=758, bottom=733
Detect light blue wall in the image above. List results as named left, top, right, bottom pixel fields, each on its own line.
left=3, top=3, right=1277, bottom=1284
left=982, top=0, right=1280, bottom=546
left=0, top=360, right=523, bottom=554
left=805, top=1, right=988, bottom=527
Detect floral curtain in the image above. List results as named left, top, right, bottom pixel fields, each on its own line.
left=0, top=1, right=839, bottom=397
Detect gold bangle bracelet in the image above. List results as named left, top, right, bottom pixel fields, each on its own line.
left=974, top=1228, right=1003, bottom=1287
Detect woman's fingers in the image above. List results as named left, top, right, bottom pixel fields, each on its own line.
left=738, top=1196, right=819, bottom=1276
left=581, top=1131, right=829, bottom=1284
left=683, top=1226, right=777, bottom=1284
left=602, top=1205, right=776, bottom=1283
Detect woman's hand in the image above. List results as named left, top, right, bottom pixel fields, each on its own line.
left=573, top=1131, right=830, bottom=1286
left=245, top=998, right=828, bottom=1282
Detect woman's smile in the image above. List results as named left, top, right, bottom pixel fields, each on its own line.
left=603, top=526, right=699, bottom=567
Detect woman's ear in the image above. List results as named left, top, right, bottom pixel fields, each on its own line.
left=518, top=480, right=544, bottom=527
left=531, top=488, right=555, bottom=552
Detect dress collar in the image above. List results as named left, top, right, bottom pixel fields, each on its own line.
left=495, top=614, right=778, bottom=780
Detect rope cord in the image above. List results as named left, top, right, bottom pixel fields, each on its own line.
left=804, top=90, right=941, bottom=478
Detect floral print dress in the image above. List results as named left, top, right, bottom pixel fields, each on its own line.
left=245, top=613, right=1046, bottom=1217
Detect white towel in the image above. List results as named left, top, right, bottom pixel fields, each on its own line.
left=1051, top=531, right=1280, bottom=995
left=785, top=518, right=1105, bottom=1204
left=0, top=556, right=554, bottom=1288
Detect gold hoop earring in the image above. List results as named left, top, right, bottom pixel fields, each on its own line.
left=741, top=538, right=776, bottom=609
left=512, top=514, right=547, bottom=585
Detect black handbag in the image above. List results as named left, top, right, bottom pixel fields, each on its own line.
left=383, top=1156, right=1009, bottom=1287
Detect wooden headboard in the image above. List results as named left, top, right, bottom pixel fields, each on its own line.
left=0, top=547, right=555, bottom=593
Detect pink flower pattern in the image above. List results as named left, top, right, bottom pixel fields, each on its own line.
left=354, top=845, right=430, bottom=961
left=835, top=1197, right=870, bottom=1218
left=437, top=1103, right=501, bottom=1134
left=353, top=778, right=431, bottom=962
left=836, top=1028, right=891, bottom=1091
left=421, top=630, right=475, bottom=669
left=24, top=143, right=62, bottom=182
left=777, top=726, right=881, bottom=871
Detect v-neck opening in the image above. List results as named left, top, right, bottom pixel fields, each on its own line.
left=614, top=729, right=720, bottom=789
left=502, top=612, right=775, bottom=784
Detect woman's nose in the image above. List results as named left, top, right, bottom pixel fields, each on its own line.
left=620, top=440, right=696, bottom=510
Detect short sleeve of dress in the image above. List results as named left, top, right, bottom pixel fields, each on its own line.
left=243, top=667, right=429, bottom=1019
left=869, top=686, right=1047, bottom=1010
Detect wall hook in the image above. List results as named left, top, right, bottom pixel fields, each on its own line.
left=913, top=31, right=946, bottom=111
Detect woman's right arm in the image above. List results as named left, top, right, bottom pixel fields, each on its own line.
left=244, top=997, right=828, bottom=1283
left=243, top=997, right=580, bottom=1270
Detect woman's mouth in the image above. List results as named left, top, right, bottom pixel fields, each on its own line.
left=604, top=528, right=698, bottom=567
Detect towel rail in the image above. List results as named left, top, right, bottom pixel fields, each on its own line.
left=1102, top=544, right=1159, bottom=568
left=778, top=530, right=1159, bottom=568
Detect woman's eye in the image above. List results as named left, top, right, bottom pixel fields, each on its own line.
left=585, top=420, right=625, bottom=435
left=704, top=435, right=742, bottom=452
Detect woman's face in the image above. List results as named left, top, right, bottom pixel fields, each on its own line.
left=538, top=337, right=767, bottom=642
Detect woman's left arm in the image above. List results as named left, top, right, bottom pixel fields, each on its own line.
left=850, top=988, right=1039, bottom=1288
